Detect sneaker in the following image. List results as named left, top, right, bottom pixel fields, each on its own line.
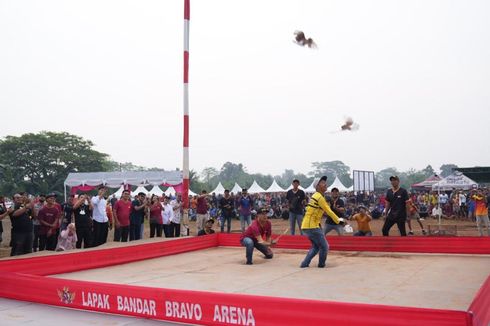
left=408, top=231, right=414, bottom=235
left=318, top=264, right=326, bottom=268
left=246, top=261, right=253, bottom=265
left=300, top=263, right=309, bottom=268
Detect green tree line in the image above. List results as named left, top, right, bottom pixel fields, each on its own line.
left=0, top=132, right=458, bottom=196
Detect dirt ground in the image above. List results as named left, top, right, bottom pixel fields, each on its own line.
left=0, top=216, right=485, bottom=258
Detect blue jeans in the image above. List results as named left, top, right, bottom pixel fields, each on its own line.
left=354, top=230, right=372, bottom=236
left=240, top=214, right=252, bottom=232
left=301, top=228, right=329, bottom=268
left=241, top=237, right=273, bottom=264
left=324, top=224, right=344, bottom=235
left=289, top=212, right=304, bottom=235
left=221, top=215, right=232, bottom=233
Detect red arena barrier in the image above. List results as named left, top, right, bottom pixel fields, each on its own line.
left=0, top=234, right=489, bottom=326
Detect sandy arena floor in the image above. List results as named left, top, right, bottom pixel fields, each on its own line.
left=53, top=247, right=490, bottom=311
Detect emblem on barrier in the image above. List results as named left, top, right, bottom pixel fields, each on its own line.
left=57, top=287, right=76, bottom=304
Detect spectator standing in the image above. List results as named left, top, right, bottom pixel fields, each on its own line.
left=130, top=192, right=147, bottom=241
left=113, top=190, right=132, bottom=242
left=162, top=197, right=174, bottom=237
left=382, top=176, right=409, bottom=236
left=73, top=194, right=93, bottom=248
left=238, top=189, right=253, bottom=232
left=286, top=179, right=306, bottom=235
left=37, top=193, right=61, bottom=251
left=0, top=196, right=7, bottom=243
left=91, top=186, right=109, bottom=246
left=324, top=187, right=345, bottom=236
left=10, top=193, right=34, bottom=256
left=32, top=194, right=46, bottom=252
left=219, top=189, right=234, bottom=233
left=472, top=189, right=489, bottom=236
left=196, top=190, right=209, bottom=234
left=149, top=195, right=163, bottom=237
left=60, top=195, right=75, bottom=231
left=170, top=195, right=182, bottom=237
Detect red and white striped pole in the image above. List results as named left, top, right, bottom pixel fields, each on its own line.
left=182, top=0, right=190, bottom=235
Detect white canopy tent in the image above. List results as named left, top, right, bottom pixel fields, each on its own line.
left=265, top=179, right=285, bottom=193
left=247, top=180, right=266, bottom=194
left=165, top=186, right=176, bottom=197
left=149, top=185, right=164, bottom=197
left=112, top=185, right=125, bottom=199
left=431, top=172, right=478, bottom=191
left=189, top=189, right=197, bottom=197
left=211, top=182, right=226, bottom=195
left=231, top=182, right=242, bottom=194
left=133, top=186, right=149, bottom=196
left=327, top=177, right=350, bottom=192
left=304, top=178, right=319, bottom=193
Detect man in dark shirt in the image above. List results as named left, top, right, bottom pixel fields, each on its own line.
left=10, top=193, right=34, bottom=256
left=324, top=187, right=346, bottom=235
left=130, top=192, right=147, bottom=241
left=0, top=196, right=6, bottom=244
left=73, top=193, right=93, bottom=248
left=60, top=195, right=75, bottom=231
left=382, top=176, right=409, bottom=236
left=219, top=189, right=234, bottom=233
left=286, top=179, right=306, bottom=235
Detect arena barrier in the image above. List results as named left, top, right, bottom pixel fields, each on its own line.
left=0, top=234, right=489, bottom=326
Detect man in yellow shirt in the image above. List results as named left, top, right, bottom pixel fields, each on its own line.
left=351, top=206, right=373, bottom=236
left=300, top=176, right=340, bottom=268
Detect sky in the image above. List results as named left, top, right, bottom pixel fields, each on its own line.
left=1, top=0, right=489, bottom=177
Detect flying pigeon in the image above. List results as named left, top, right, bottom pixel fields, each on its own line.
left=340, top=117, right=360, bottom=131
left=294, top=30, right=317, bottom=48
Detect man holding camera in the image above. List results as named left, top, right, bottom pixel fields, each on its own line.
left=130, top=192, right=148, bottom=241
left=10, top=193, right=34, bottom=256
left=91, top=185, right=109, bottom=246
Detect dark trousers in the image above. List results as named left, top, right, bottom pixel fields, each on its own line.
left=150, top=223, right=163, bottom=238
left=170, top=222, right=181, bottom=237
left=163, top=224, right=172, bottom=238
left=76, top=226, right=92, bottom=248
left=32, top=225, right=41, bottom=251
left=11, top=231, right=33, bottom=256
left=129, top=223, right=141, bottom=241
left=221, top=215, right=232, bottom=233
left=93, top=220, right=108, bottom=246
left=114, top=226, right=129, bottom=242
left=39, top=233, right=57, bottom=251
left=382, top=217, right=407, bottom=236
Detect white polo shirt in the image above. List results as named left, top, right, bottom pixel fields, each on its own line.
left=91, top=196, right=108, bottom=223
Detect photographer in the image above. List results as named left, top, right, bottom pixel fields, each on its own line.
left=10, top=193, right=34, bottom=256
left=73, top=193, right=93, bottom=248
left=130, top=192, right=147, bottom=241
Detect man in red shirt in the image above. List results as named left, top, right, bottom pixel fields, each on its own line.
left=113, top=190, right=132, bottom=242
left=196, top=190, right=209, bottom=234
left=240, top=208, right=276, bottom=265
left=37, top=193, right=61, bottom=251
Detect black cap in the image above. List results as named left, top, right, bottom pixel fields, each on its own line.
left=206, top=218, right=215, bottom=224
left=138, top=192, right=146, bottom=196
left=389, top=176, right=399, bottom=181
left=242, top=188, right=247, bottom=192
left=319, top=176, right=328, bottom=182
left=257, top=207, right=269, bottom=215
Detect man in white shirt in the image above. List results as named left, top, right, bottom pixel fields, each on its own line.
left=162, top=197, right=174, bottom=238
left=91, top=186, right=109, bottom=247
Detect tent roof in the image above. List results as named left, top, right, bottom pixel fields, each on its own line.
left=455, top=167, right=490, bottom=183
left=230, top=182, right=242, bottom=194
left=247, top=180, right=266, bottom=194
left=304, top=178, right=319, bottom=193
left=432, top=172, right=478, bottom=191
left=133, top=186, right=149, bottom=195
left=265, top=179, right=285, bottom=193
left=412, top=175, right=442, bottom=188
left=112, top=185, right=125, bottom=199
left=211, top=182, right=226, bottom=195
left=286, top=183, right=306, bottom=191
left=64, top=171, right=182, bottom=187
left=148, top=185, right=164, bottom=196
left=165, top=186, right=176, bottom=196
left=327, top=177, right=350, bottom=192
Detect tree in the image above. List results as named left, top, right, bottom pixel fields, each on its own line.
left=310, top=161, right=352, bottom=187
left=439, top=164, right=458, bottom=178
left=201, top=167, right=219, bottom=191
left=421, top=165, right=435, bottom=178
left=0, top=132, right=111, bottom=195
left=375, top=167, right=400, bottom=189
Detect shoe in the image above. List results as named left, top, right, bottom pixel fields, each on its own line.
left=300, top=263, right=309, bottom=268
left=408, top=231, right=414, bottom=235
left=318, top=264, right=326, bottom=268
left=246, top=261, right=253, bottom=265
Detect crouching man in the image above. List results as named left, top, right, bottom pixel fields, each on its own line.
left=240, top=208, right=276, bottom=265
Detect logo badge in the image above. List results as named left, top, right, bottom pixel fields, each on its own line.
left=57, top=287, right=76, bottom=304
